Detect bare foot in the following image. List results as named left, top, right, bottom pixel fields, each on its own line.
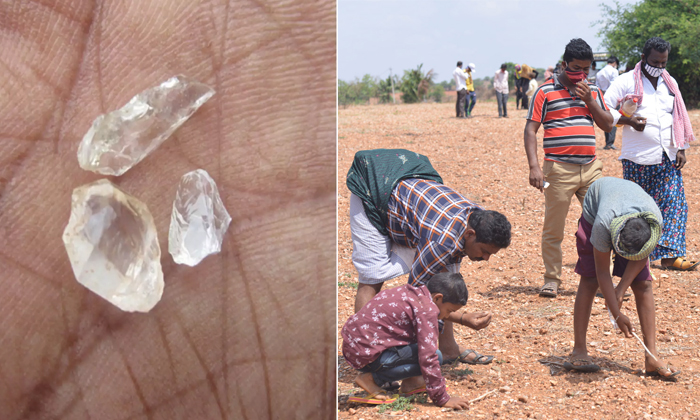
left=355, top=373, right=388, bottom=400
left=399, top=376, right=426, bottom=394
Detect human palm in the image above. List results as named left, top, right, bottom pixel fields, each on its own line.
left=0, top=1, right=336, bottom=418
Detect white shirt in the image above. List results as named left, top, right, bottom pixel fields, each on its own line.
left=605, top=71, right=687, bottom=165
left=453, top=67, right=467, bottom=91
left=493, top=70, right=509, bottom=94
left=595, top=64, right=619, bottom=92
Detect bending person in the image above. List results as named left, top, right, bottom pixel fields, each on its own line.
left=568, top=177, right=679, bottom=380
left=346, top=149, right=512, bottom=365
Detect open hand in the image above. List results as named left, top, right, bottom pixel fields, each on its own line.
left=0, top=1, right=335, bottom=418
left=461, top=311, right=492, bottom=330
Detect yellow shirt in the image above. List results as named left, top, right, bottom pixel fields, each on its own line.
left=464, top=70, right=474, bottom=91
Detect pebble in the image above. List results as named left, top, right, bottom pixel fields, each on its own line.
left=518, top=395, right=529, bottom=403
left=566, top=390, right=574, bottom=397
left=499, top=386, right=512, bottom=392
left=539, top=328, right=547, bottom=335
left=348, top=408, right=357, bottom=415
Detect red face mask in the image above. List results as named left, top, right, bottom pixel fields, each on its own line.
left=565, top=67, right=588, bottom=84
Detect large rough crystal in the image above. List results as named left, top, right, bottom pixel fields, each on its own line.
left=77, top=75, right=215, bottom=176
left=169, top=169, right=231, bottom=266
left=62, top=179, right=164, bottom=312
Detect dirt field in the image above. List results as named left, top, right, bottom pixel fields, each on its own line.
left=337, top=100, right=700, bottom=420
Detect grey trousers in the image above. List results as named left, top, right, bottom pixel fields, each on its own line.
left=604, top=126, right=617, bottom=147
left=496, top=91, right=508, bottom=117
left=456, top=89, right=467, bottom=117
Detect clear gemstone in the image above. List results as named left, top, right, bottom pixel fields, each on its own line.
left=77, top=75, right=215, bottom=176
left=62, top=179, right=164, bottom=312
left=169, top=169, right=231, bottom=266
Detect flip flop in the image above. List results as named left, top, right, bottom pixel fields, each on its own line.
left=442, top=349, right=494, bottom=365
left=347, top=391, right=399, bottom=405
left=563, top=358, right=601, bottom=373
left=400, top=386, right=447, bottom=396
left=645, top=366, right=681, bottom=382
left=401, top=387, right=426, bottom=396
left=539, top=282, right=558, bottom=298
left=660, top=257, right=700, bottom=271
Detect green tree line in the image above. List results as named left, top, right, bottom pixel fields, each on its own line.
left=339, top=63, right=547, bottom=107
left=338, top=64, right=445, bottom=107
left=596, top=0, right=700, bottom=107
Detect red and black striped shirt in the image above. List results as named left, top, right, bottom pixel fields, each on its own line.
left=527, top=76, right=609, bottom=165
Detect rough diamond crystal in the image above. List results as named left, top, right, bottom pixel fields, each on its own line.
left=77, top=75, right=215, bottom=176
left=62, top=179, right=164, bottom=312
left=169, top=169, right=231, bottom=266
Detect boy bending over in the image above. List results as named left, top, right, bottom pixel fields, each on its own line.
left=569, top=177, right=680, bottom=380
left=341, top=272, right=471, bottom=409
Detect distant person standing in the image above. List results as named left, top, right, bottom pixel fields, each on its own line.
left=493, top=64, right=509, bottom=118
left=514, top=64, right=523, bottom=110
left=517, top=64, right=538, bottom=109
left=544, top=66, right=554, bottom=80
left=463, top=63, right=477, bottom=117
left=525, top=77, right=538, bottom=106
left=524, top=38, right=614, bottom=298
left=604, top=37, right=698, bottom=271
left=587, top=61, right=598, bottom=83
left=453, top=61, right=468, bottom=118
left=596, top=56, right=621, bottom=150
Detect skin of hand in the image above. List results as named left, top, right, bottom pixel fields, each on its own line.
left=614, top=258, right=647, bottom=309
left=593, top=249, right=634, bottom=338
left=618, top=115, right=647, bottom=132
left=523, top=120, right=545, bottom=192
left=442, top=396, right=470, bottom=410
left=675, top=150, right=687, bottom=170
left=0, top=1, right=335, bottom=419
left=574, top=79, right=614, bottom=132
left=459, top=311, right=492, bottom=330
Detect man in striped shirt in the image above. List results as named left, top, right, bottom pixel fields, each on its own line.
left=523, top=38, right=614, bottom=298
left=347, top=149, right=512, bottom=363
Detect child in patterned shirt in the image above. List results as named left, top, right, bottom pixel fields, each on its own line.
left=341, top=272, right=471, bottom=409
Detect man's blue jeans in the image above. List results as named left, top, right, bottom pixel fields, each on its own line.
left=496, top=91, right=508, bottom=117
left=359, top=343, right=443, bottom=386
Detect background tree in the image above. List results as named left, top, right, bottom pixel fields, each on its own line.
left=337, top=74, right=379, bottom=107
left=429, top=84, right=445, bottom=103
left=377, top=74, right=398, bottom=104
left=596, top=0, right=700, bottom=106
left=400, top=64, right=434, bottom=103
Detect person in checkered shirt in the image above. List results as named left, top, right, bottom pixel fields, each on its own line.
left=347, top=149, right=512, bottom=365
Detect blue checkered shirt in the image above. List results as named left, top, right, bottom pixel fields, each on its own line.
left=386, top=179, right=481, bottom=285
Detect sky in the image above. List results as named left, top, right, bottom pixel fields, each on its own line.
left=338, top=0, right=640, bottom=82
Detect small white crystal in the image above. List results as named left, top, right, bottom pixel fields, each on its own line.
left=169, top=169, right=231, bottom=266
left=78, top=75, right=215, bottom=176
left=62, top=179, right=164, bottom=312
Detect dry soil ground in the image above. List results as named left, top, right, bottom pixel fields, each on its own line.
left=337, top=100, right=700, bottom=420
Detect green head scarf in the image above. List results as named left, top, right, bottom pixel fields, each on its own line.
left=609, top=212, right=662, bottom=261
